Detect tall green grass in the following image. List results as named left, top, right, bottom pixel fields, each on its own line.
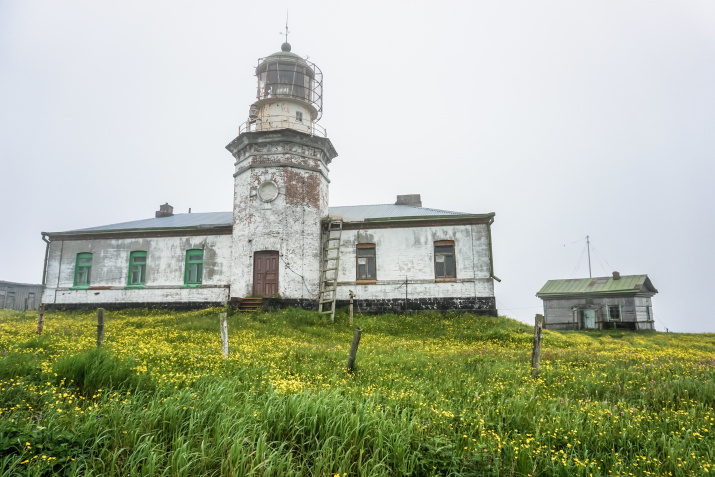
left=51, top=347, right=155, bottom=398
left=0, top=308, right=713, bottom=476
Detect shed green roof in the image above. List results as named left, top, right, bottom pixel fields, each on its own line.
left=536, top=275, right=657, bottom=298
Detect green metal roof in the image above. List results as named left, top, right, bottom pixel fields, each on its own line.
left=536, top=275, right=657, bottom=298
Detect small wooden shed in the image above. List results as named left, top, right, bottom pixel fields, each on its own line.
left=536, top=272, right=657, bottom=331
left=0, top=281, right=44, bottom=311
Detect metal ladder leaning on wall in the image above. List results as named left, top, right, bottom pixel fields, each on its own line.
left=319, top=219, right=343, bottom=322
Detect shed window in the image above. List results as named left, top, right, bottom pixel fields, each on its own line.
left=185, top=249, right=204, bottom=285
left=434, top=241, right=456, bottom=279
left=607, top=305, right=621, bottom=321
left=356, top=244, right=376, bottom=281
left=74, top=252, right=92, bottom=288
left=128, top=251, right=147, bottom=287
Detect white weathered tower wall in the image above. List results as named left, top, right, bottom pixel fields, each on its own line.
left=227, top=130, right=336, bottom=299
left=251, top=101, right=316, bottom=135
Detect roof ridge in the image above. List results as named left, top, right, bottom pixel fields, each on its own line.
left=330, top=204, right=464, bottom=212
left=49, top=204, right=481, bottom=234
left=546, top=274, right=647, bottom=281
left=162, top=211, right=230, bottom=215
left=330, top=203, right=403, bottom=208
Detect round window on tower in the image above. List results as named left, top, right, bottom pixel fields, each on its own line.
left=257, top=180, right=279, bottom=202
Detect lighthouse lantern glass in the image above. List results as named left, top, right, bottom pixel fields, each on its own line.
left=259, top=60, right=312, bottom=101
left=255, top=55, right=323, bottom=119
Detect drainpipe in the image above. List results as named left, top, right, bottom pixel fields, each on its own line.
left=41, top=234, right=51, bottom=286
left=487, top=216, right=501, bottom=282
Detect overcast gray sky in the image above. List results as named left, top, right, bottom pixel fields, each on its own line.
left=1, top=1, right=714, bottom=332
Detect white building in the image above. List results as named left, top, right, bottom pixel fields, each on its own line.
left=41, top=42, right=499, bottom=317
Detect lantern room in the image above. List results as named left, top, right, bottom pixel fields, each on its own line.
left=243, top=42, right=325, bottom=136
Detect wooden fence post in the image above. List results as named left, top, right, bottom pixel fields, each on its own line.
left=346, top=327, right=363, bottom=373
left=220, top=312, right=229, bottom=358
left=531, top=314, right=543, bottom=378
left=349, top=291, right=354, bottom=326
left=36, top=305, right=45, bottom=334
left=96, top=308, right=105, bottom=346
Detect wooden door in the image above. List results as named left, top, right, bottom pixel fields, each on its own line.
left=253, top=251, right=279, bottom=297
left=6, top=292, right=15, bottom=310
left=583, top=309, right=596, bottom=329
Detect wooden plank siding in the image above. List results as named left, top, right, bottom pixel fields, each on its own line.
left=0, top=281, right=44, bottom=311
left=543, top=295, right=654, bottom=331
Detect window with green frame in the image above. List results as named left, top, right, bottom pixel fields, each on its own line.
left=184, top=249, right=204, bottom=285
left=127, top=251, right=147, bottom=287
left=73, top=252, right=92, bottom=288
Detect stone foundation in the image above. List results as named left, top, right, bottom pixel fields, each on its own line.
left=45, top=297, right=498, bottom=316
left=45, top=302, right=225, bottom=312
left=261, top=298, right=318, bottom=312
left=339, top=296, right=497, bottom=315
left=261, top=296, right=497, bottom=316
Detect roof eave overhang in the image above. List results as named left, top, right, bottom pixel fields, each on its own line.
left=43, top=225, right=233, bottom=241
left=226, top=129, right=338, bottom=163
left=337, top=213, right=495, bottom=230
left=643, top=276, right=658, bottom=294
left=536, top=290, right=657, bottom=300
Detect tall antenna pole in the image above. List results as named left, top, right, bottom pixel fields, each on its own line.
left=586, top=235, right=592, bottom=278
left=279, top=12, right=290, bottom=43
left=284, top=11, right=289, bottom=43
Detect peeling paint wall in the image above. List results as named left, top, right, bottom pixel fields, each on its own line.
left=41, top=235, right=231, bottom=305
left=229, top=137, right=330, bottom=299
left=253, top=101, right=316, bottom=134
left=334, top=224, right=495, bottom=303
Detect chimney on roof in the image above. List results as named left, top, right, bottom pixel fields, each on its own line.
left=156, top=203, right=174, bottom=218
left=395, top=194, right=422, bottom=207
left=612, top=271, right=621, bottom=280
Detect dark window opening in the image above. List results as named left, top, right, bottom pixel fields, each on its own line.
left=434, top=241, right=456, bottom=279
left=356, top=244, right=376, bottom=281
left=608, top=305, right=621, bottom=321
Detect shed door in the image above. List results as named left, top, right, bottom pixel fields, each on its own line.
left=583, top=309, right=596, bottom=329
left=253, top=251, right=279, bottom=297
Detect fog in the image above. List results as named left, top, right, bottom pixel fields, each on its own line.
left=1, top=1, right=714, bottom=331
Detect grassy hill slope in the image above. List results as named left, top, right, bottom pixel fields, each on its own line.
left=1, top=308, right=713, bottom=476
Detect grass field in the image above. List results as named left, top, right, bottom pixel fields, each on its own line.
left=0, top=307, right=713, bottom=476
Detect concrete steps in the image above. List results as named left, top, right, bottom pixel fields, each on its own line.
left=237, top=297, right=263, bottom=312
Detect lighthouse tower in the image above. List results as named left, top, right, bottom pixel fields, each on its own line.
left=226, top=42, right=338, bottom=303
